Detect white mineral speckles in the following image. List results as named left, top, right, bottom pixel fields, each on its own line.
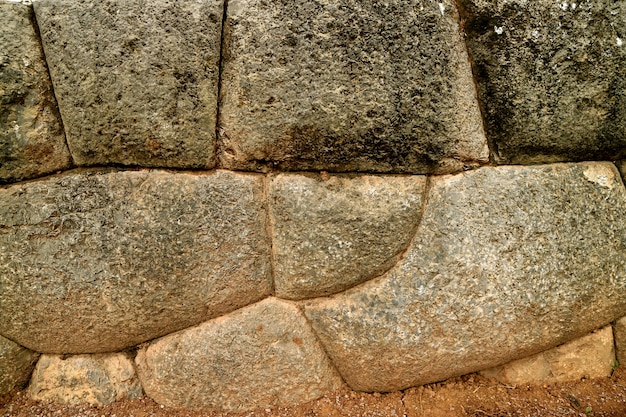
left=438, top=2, right=445, bottom=16
left=617, top=37, right=623, bottom=47
left=559, top=1, right=568, bottom=10
left=532, top=29, right=540, bottom=38
left=495, top=26, right=504, bottom=35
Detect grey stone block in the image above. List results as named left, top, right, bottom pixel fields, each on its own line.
left=0, top=3, right=71, bottom=183
left=136, top=298, right=344, bottom=411
left=269, top=173, right=427, bottom=299
left=0, top=169, right=272, bottom=353
left=29, top=353, right=143, bottom=405
left=219, top=0, right=488, bottom=173
left=305, top=162, right=626, bottom=392
left=0, top=335, right=39, bottom=396
left=34, top=0, right=222, bottom=168
left=460, top=0, right=626, bottom=163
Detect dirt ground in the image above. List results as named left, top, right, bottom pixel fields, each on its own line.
left=2, top=368, right=626, bottom=417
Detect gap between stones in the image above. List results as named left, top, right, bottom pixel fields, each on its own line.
left=214, top=0, right=229, bottom=170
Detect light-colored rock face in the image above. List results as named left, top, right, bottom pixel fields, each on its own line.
left=29, top=353, right=143, bottom=405
left=0, top=335, right=39, bottom=396
left=33, top=0, right=222, bottom=168
left=219, top=0, right=488, bottom=174
left=481, top=326, right=615, bottom=385
left=0, top=3, right=71, bottom=183
left=136, top=298, right=344, bottom=411
left=460, top=0, right=626, bottom=164
left=269, top=173, right=427, bottom=299
left=305, top=162, right=626, bottom=392
left=0, top=169, right=272, bottom=354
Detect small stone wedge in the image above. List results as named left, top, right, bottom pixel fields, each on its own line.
left=305, top=162, right=626, bottom=392
left=0, top=169, right=271, bottom=353
left=269, top=173, right=427, bottom=299
left=136, top=298, right=344, bottom=411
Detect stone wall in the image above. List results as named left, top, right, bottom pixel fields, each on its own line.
left=1, top=0, right=625, bottom=412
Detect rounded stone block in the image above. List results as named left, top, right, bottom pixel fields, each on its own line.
left=29, top=353, right=143, bottom=405
left=480, top=326, right=615, bottom=385
left=34, top=0, right=223, bottom=168
left=0, top=3, right=71, bottom=183
left=305, top=162, right=626, bottom=392
left=269, top=173, right=427, bottom=299
left=0, top=169, right=272, bottom=353
left=0, top=335, right=39, bottom=396
left=219, top=0, right=488, bottom=173
left=136, top=298, right=344, bottom=412
left=460, top=0, right=626, bottom=163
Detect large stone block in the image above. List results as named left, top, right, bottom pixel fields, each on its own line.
left=481, top=326, right=615, bottom=385
left=269, top=173, right=427, bottom=299
left=29, top=353, right=143, bottom=405
left=0, top=3, right=70, bottom=183
left=34, top=0, right=222, bottom=168
left=0, top=335, right=39, bottom=396
left=305, top=162, right=626, bottom=392
left=0, top=169, right=272, bottom=353
left=219, top=0, right=488, bottom=174
left=460, top=0, right=626, bottom=164
left=136, top=298, right=344, bottom=411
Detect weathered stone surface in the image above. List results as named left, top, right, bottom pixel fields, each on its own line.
left=0, top=169, right=272, bottom=353
left=29, top=353, right=143, bottom=405
left=481, top=326, right=615, bottom=385
left=305, top=162, right=626, bottom=392
left=136, top=298, right=344, bottom=411
left=219, top=0, right=488, bottom=174
left=614, top=316, right=626, bottom=366
left=0, top=3, right=70, bottom=183
left=0, top=335, right=39, bottom=396
left=269, top=173, right=427, bottom=299
left=34, top=0, right=222, bottom=168
left=460, top=0, right=626, bottom=164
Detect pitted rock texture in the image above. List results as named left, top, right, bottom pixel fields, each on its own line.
left=34, top=0, right=222, bottom=168
left=269, top=173, right=427, bottom=299
left=29, top=353, right=143, bottom=405
left=481, top=326, right=615, bottom=385
left=0, top=335, right=39, bottom=396
left=0, top=3, right=70, bottom=183
left=614, top=316, right=626, bottom=365
left=219, top=0, right=488, bottom=174
left=305, top=162, right=626, bottom=392
left=0, top=169, right=271, bottom=354
left=136, top=298, right=344, bottom=411
left=460, top=0, right=626, bottom=164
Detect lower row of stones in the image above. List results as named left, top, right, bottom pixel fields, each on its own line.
left=2, top=162, right=626, bottom=409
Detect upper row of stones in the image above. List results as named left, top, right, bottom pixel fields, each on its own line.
left=1, top=0, right=625, bottom=184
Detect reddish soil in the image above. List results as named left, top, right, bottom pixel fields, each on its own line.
left=2, top=368, right=626, bottom=417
